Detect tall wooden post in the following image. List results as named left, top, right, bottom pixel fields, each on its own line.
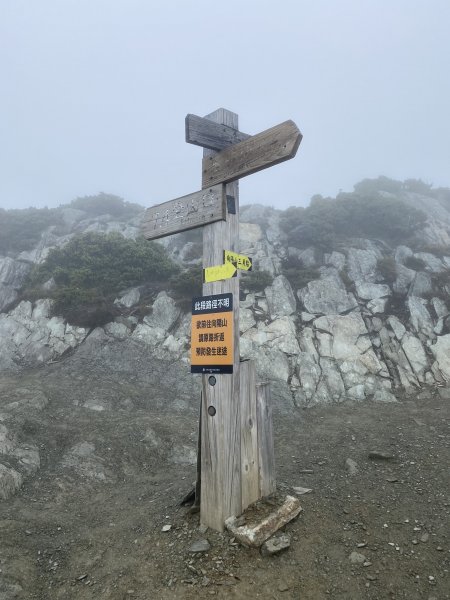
left=142, top=109, right=302, bottom=532
left=200, top=109, right=241, bottom=531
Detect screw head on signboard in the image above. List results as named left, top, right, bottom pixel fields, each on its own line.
left=207, top=406, right=216, bottom=416
left=208, top=376, right=216, bottom=386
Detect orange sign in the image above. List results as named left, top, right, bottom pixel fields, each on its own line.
left=191, top=293, right=233, bottom=374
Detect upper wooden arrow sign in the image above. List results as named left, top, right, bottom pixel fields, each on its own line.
left=186, top=114, right=250, bottom=152
left=201, top=120, right=302, bottom=188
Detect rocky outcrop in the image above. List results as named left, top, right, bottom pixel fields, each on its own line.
left=0, top=299, right=87, bottom=370
left=0, top=193, right=450, bottom=408
left=0, top=257, right=31, bottom=311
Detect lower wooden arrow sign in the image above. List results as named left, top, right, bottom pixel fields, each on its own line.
left=202, top=120, right=302, bottom=188
left=203, top=261, right=237, bottom=283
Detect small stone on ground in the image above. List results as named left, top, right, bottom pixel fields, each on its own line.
left=261, top=534, right=291, bottom=557
left=189, top=539, right=211, bottom=553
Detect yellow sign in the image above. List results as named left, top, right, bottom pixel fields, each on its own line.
left=203, top=261, right=237, bottom=283
left=191, top=293, right=233, bottom=374
left=224, top=250, right=252, bottom=271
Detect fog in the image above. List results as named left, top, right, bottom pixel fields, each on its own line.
left=1, top=0, right=449, bottom=210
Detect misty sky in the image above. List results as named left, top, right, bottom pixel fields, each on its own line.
left=1, top=0, right=449, bottom=211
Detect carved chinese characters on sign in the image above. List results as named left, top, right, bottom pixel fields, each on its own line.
left=141, top=185, right=226, bottom=241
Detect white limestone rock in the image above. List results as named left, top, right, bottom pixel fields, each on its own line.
left=114, top=287, right=141, bottom=308
left=104, top=322, right=130, bottom=340
left=393, top=263, right=416, bottom=295
left=131, top=324, right=166, bottom=346
left=387, top=316, right=406, bottom=341
left=324, top=251, right=346, bottom=270
left=296, top=352, right=321, bottom=402
left=394, top=245, right=413, bottom=264
left=430, top=334, right=450, bottom=381
left=367, top=297, right=388, bottom=314
left=401, top=334, right=429, bottom=382
left=0, top=257, right=31, bottom=311
left=355, top=282, right=390, bottom=300
left=298, top=327, right=320, bottom=362
left=143, top=291, right=180, bottom=332
left=265, top=275, right=297, bottom=318
left=414, top=252, right=445, bottom=273
left=298, top=276, right=358, bottom=315
left=239, top=222, right=263, bottom=246
left=298, top=247, right=317, bottom=267
left=407, top=296, right=435, bottom=337
left=432, top=297, right=449, bottom=319
left=239, top=308, right=256, bottom=334
left=409, top=272, right=433, bottom=297
left=314, top=313, right=383, bottom=375
left=243, top=317, right=300, bottom=355
left=347, top=246, right=381, bottom=284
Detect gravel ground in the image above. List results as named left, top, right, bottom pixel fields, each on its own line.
left=0, top=363, right=449, bottom=600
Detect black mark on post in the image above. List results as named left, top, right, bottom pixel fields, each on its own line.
left=207, top=406, right=216, bottom=417
left=226, top=195, right=236, bottom=214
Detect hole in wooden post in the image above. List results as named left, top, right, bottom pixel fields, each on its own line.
left=207, top=406, right=216, bottom=417
left=208, top=376, right=216, bottom=386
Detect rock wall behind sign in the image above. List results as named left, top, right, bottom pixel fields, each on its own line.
left=0, top=182, right=449, bottom=407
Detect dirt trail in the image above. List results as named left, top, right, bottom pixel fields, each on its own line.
left=0, top=367, right=449, bottom=599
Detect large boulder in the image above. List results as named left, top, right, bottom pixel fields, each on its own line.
left=298, top=276, right=358, bottom=315
left=265, top=275, right=297, bottom=318
left=430, top=334, right=450, bottom=381
left=0, top=257, right=31, bottom=311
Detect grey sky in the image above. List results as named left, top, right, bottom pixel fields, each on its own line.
left=1, top=0, right=449, bottom=211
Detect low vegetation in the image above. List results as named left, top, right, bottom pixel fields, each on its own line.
left=280, top=177, right=427, bottom=250
left=0, top=207, right=63, bottom=254
left=376, top=256, right=397, bottom=284
left=68, top=193, right=143, bottom=218
left=241, top=270, right=273, bottom=293
left=281, top=257, right=320, bottom=290
left=25, top=232, right=178, bottom=327
left=168, top=265, right=203, bottom=309
left=404, top=256, right=427, bottom=271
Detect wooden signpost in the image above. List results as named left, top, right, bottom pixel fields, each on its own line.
left=142, top=109, right=302, bottom=531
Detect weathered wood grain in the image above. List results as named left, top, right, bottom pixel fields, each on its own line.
left=240, top=360, right=260, bottom=511
left=200, top=109, right=242, bottom=532
left=202, top=120, right=302, bottom=187
left=185, top=113, right=250, bottom=151
left=141, top=185, right=226, bottom=241
left=256, top=382, right=276, bottom=497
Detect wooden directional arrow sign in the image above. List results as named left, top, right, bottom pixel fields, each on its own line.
left=141, top=185, right=226, bottom=241
left=202, top=120, right=302, bottom=188
left=203, top=261, right=237, bottom=283
left=186, top=114, right=250, bottom=152
left=224, top=250, right=252, bottom=271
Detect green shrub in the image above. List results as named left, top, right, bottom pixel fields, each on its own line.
left=0, top=207, right=63, bottom=254
left=404, top=256, right=426, bottom=271
left=169, top=265, right=203, bottom=308
left=25, top=232, right=178, bottom=326
left=241, top=270, right=273, bottom=293
left=403, top=179, right=432, bottom=194
left=282, top=264, right=320, bottom=291
left=280, top=186, right=427, bottom=250
left=354, top=176, right=403, bottom=195
left=68, top=193, right=143, bottom=218
left=377, top=256, right=397, bottom=283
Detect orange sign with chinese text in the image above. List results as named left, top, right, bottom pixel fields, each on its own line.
left=190, top=293, right=233, bottom=374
